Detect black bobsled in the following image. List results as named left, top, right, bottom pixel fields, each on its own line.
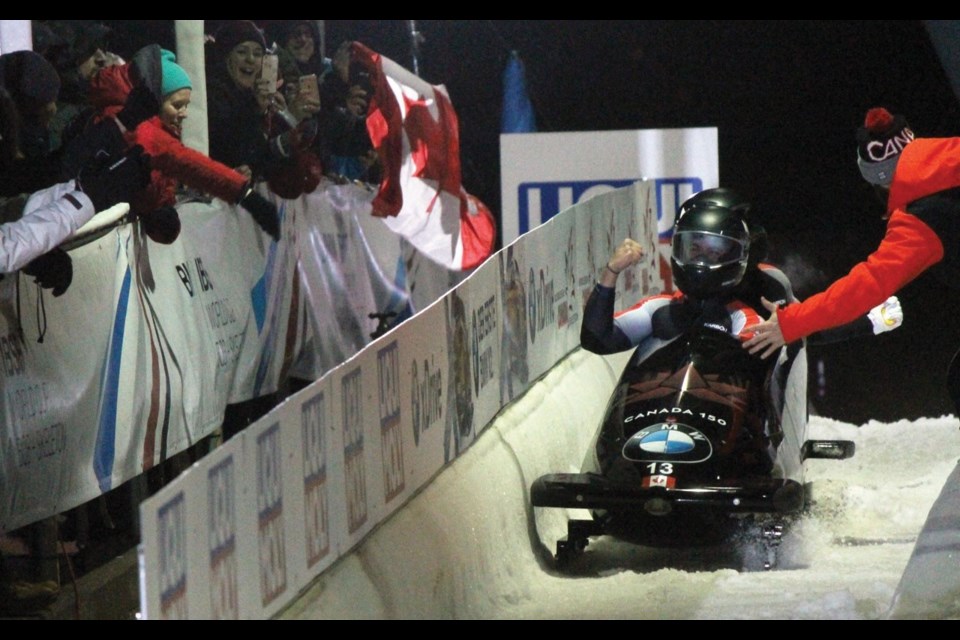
left=530, top=325, right=854, bottom=571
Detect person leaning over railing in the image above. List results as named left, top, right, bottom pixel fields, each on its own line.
left=0, top=62, right=152, bottom=619
left=65, top=43, right=281, bottom=245
left=0, top=49, right=156, bottom=295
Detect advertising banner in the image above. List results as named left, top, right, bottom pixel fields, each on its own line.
left=500, top=127, right=718, bottom=290
left=139, top=180, right=657, bottom=619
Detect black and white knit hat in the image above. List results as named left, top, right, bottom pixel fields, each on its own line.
left=856, top=107, right=915, bottom=187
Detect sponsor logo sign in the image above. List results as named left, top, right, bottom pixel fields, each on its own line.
left=158, top=492, right=188, bottom=619
left=207, top=456, right=238, bottom=619
left=301, top=392, right=330, bottom=568
left=378, top=343, right=404, bottom=503
left=623, top=421, right=712, bottom=463
left=257, top=424, right=287, bottom=606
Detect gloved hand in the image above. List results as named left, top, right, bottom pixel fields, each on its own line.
left=867, top=296, right=903, bottom=334
left=238, top=188, right=281, bottom=241
left=139, top=206, right=181, bottom=244
left=23, top=248, right=73, bottom=297
left=268, top=117, right=319, bottom=160
left=77, top=144, right=152, bottom=212
left=116, top=83, right=160, bottom=132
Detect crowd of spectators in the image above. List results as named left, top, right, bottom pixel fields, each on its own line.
left=0, top=19, right=382, bottom=617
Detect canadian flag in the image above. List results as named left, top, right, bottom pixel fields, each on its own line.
left=353, top=42, right=496, bottom=271
left=642, top=475, right=676, bottom=489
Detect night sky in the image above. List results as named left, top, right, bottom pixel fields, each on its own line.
left=101, top=20, right=960, bottom=425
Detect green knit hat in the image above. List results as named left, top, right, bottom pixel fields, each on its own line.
left=160, top=48, right=191, bottom=97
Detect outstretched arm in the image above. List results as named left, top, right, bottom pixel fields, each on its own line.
left=807, top=296, right=903, bottom=345
left=745, top=295, right=904, bottom=358
left=0, top=182, right=94, bottom=273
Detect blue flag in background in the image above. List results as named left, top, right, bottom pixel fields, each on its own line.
left=501, top=50, right=537, bottom=133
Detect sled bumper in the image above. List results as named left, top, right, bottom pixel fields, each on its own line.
left=530, top=472, right=805, bottom=515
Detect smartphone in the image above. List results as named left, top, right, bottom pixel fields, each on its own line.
left=299, top=74, right=320, bottom=103
left=260, top=53, right=279, bottom=94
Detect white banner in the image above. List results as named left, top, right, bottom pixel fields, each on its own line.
left=0, top=180, right=465, bottom=533
left=139, top=180, right=657, bottom=619
left=500, top=127, right=718, bottom=292
left=0, top=197, right=288, bottom=530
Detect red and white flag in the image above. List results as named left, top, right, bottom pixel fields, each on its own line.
left=354, top=42, right=496, bottom=271
left=642, top=475, right=676, bottom=489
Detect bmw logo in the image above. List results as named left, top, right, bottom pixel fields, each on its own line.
left=623, top=422, right=712, bottom=463
left=639, top=429, right=695, bottom=453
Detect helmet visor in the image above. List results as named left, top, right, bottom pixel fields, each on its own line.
left=672, top=231, right=747, bottom=268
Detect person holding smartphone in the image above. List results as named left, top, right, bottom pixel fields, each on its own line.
left=313, top=41, right=380, bottom=183
left=204, top=21, right=320, bottom=184
left=264, top=20, right=329, bottom=80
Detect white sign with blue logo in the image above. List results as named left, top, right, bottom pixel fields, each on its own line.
left=500, top=128, right=719, bottom=246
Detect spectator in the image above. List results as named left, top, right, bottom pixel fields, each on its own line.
left=0, top=77, right=151, bottom=620
left=742, top=108, right=954, bottom=368
left=0, top=50, right=64, bottom=201
left=0, top=47, right=161, bottom=296
left=1, top=145, right=151, bottom=275
left=75, top=44, right=281, bottom=243
left=316, top=41, right=380, bottom=184
left=0, top=50, right=80, bottom=299
left=263, top=20, right=330, bottom=79
left=204, top=19, right=321, bottom=198
left=34, top=20, right=121, bottom=154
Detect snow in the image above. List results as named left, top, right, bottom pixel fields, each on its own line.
left=278, top=349, right=960, bottom=620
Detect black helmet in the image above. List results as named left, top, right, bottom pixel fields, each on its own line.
left=678, top=187, right=750, bottom=220
left=679, top=187, right=767, bottom=268
left=671, top=202, right=750, bottom=299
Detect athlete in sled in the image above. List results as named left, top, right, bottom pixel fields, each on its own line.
left=530, top=188, right=904, bottom=570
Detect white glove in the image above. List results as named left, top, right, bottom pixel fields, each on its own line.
left=867, top=296, right=903, bottom=334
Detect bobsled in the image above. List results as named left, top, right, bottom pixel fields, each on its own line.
left=530, top=324, right=854, bottom=570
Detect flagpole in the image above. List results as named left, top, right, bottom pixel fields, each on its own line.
left=407, top=20, right=424, bottom=77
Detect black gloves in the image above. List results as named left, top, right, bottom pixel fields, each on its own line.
left=116, top=83, right=160, bottom=132
left=139, top=206, right=181, bottom=245
left=238, top=189, right=281, bottom=241
left=76, top=144, right=152, bottom=213
left=23, top=247, right=73, bottom=297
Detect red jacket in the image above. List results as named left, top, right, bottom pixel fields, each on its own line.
left=88, top=64, right=249, bottom=216
left=778, top=138, right=954, bottom=343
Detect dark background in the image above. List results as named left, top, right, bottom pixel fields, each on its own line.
left=100, top=19, right=960, bottom=426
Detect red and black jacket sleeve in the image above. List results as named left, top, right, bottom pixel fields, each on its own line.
left=777, top=211, right=943, bottom=343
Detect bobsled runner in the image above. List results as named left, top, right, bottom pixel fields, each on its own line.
left=530, top=324, right=854, bottom=571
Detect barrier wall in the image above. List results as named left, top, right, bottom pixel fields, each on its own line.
left=137, top=180, right=659, bottom=619
left=0, top=179, right=460, bottom=533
